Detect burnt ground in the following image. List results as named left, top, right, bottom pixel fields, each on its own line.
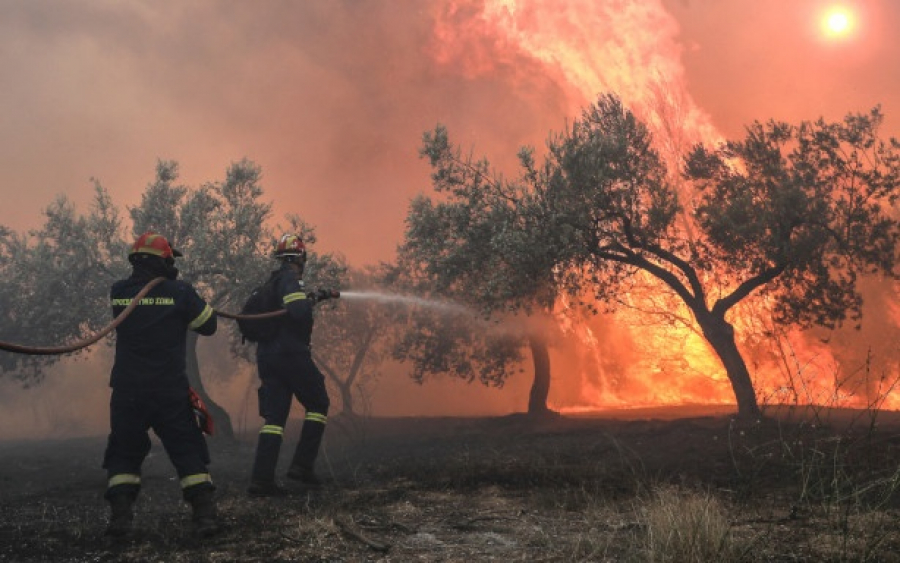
left=3, top=406, right=900, bottom=562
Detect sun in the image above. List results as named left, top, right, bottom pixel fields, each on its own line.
left=821, top=5, right=856, bottom=39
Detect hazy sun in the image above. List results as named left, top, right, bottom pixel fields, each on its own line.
left=821, top=5, right=856, bottom=39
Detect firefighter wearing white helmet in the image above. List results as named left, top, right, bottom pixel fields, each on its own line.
left=248, top=233, right=337, bottom=496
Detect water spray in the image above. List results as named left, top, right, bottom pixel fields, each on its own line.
left=339, top=290, right=473, bottom=315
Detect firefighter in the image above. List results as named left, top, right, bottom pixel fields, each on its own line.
left=103, top=232, right=219, bottom=537
left=248, top=233, right=334, bottom=496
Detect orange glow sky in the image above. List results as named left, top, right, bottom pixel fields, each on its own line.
left=1, top=0, right=897, bottom=267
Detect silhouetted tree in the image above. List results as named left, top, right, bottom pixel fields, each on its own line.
left=492, top=94, right=900, bottom=418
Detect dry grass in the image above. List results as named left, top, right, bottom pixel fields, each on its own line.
left=637, top=486, right=749, bottom=563
left=4, top=410, right=900, bottom=561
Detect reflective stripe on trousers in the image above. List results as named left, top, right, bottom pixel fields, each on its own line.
left=180, top=473, right=213, bottom=489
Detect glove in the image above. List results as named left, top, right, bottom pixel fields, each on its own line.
left=313, top=288, right=340, bottom=302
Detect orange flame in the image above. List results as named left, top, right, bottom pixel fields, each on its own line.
left=431, top=0, right=900, bottom=414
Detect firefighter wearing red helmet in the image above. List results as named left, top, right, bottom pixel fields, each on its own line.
left=103, top=231, right=220, bottom=537
left=248, top=233, right=336, bottom=496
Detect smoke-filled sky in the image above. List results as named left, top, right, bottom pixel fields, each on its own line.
left=2, top=0, right=898, bottom=266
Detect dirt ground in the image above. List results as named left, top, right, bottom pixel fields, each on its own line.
left=3, top=405, right=900, bottom=562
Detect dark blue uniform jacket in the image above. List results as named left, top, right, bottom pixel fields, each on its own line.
left=257, top=262, right=315, bottom=357
left=110, top=274, right=216, bottom=390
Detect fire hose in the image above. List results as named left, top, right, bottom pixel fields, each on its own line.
left=0, top=278, right=333, bottom=356
left=0, top=277, right=167, bottom=356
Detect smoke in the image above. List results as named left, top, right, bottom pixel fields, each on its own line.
left=3, top=1, right=694, bottom=264
left=0, top=349, right=112, bottom=441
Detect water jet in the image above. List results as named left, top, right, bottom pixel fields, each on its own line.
left=339, top=290, right=472, bottom=315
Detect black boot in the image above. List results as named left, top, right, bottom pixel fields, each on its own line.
left=286, top=420, right=326, bottom=487
left=249, top=431, right=287, bottom=496
left=190, top=488, right=220, bottom=537
left=286, top=463, right=323, bottom=487
left=105, top=493, right=134, bottom=537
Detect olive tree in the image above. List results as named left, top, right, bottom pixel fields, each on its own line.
left=0, top=160, right=359, bottom=437
left=0, top=185, right=126, bottom=382
left=395, top=128, right=563, bottom=416
left=408, top=94, right=900, bottom=418
left=542, top=95, right=900, bottom=417
left=129, top=159, right=275, bottom=438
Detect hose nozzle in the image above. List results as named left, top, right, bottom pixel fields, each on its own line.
left=313, top=288, right=341, bottom=302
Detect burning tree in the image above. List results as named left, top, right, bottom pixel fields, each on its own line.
left=415, top=93, right=900, bottom=418
left=548, top=95, right=900, bottom=417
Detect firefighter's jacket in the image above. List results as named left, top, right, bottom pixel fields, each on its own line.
left=257, top=262, right=314, bottom=357
left=110, top=273, right=216, bottom=390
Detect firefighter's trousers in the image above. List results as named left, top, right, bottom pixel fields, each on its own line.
left=103, top=387, right=213, bottom=501
left=251, top=351, right=329, bottom=483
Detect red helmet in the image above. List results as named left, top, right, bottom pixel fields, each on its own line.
left=130, top=231, right=182, bottom=260
left=274, top=233, right=306, bottom=260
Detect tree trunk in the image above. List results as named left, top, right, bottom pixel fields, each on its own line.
left=186, top=331, right=235, bottom=440
left=697, top=313, right=761, bottom=419
left=313, top=352, right=356, bottom=418
left=527, top=333, right=552, bottom=415
left=338, top=380, right=355, bottom=418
